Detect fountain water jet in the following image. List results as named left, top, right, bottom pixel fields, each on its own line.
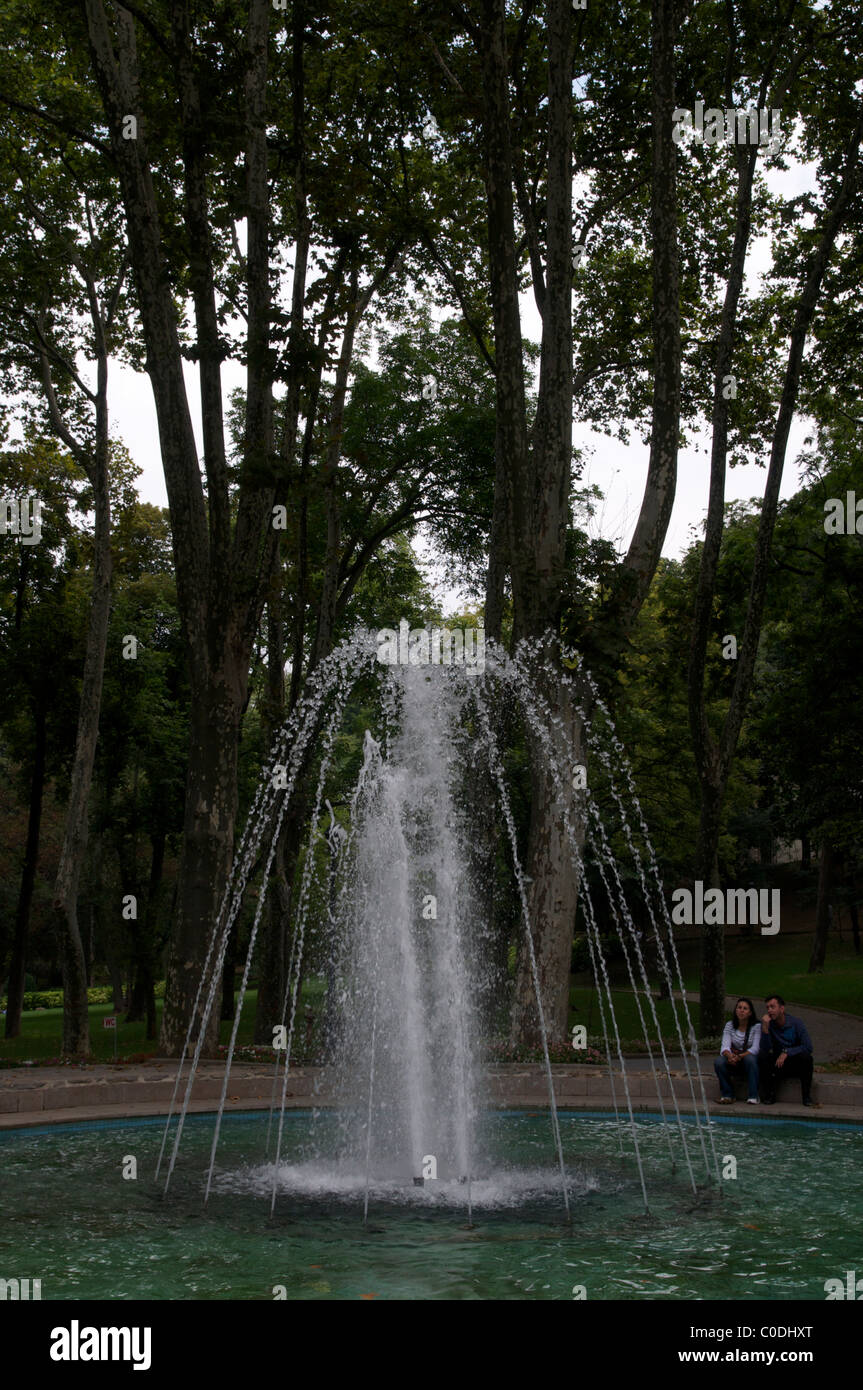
left=159, top=629, right=717, bottom=1222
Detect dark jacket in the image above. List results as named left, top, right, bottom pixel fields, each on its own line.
left=760, top=1014, right=813, bottom=1059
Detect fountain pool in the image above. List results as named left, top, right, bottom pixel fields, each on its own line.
left=2, top=1110, right=860, bottom=1300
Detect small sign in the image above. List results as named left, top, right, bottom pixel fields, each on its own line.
left=103, top=1016, right=116, bottom=1029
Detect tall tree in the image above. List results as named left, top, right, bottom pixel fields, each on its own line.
left=683, top=3, right=863, bottom=1030
left=0, top=441, right=81, bottom=1036
left=0, top=51, right=132, bottom=1051
left=460, top=0, right=681, bottom=1044
left=69, top=0, right=413, bottom=1051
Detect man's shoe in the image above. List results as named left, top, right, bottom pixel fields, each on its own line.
left=802, top=1098, right=814, bottom=1107
left=761, top=1096, right=775, bottom=1104
left=718, top=1096, right=733, bottom=1104
left=747, top=1097, right=760, bottom=1104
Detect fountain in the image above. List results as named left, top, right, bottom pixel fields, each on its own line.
left=156, top=630, right=720, bottom=1220
left=4, top=630, right=861, bottom=1301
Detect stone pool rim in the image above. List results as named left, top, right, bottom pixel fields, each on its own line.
left=2, top=1104, right=862, bottom=1141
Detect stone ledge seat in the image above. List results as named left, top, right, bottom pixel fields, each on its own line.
left=724, top=1069, right=815, bottom=1104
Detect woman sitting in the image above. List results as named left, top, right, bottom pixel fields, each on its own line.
left=714, top=997, right=761, bottom=1104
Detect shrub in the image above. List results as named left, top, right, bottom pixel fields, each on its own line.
left=0, top=986, right=115, bottom=1012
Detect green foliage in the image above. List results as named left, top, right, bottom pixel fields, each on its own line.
left=3, top=987, right=111, bottom=1012
left=0, top=980, right=166, bottom=1013
left=745, top=421, right=863, bottom=863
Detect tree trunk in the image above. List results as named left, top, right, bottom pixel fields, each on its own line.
left=604, top=0, right=680, bottom=635
left=52, top=366, right=112, bottom=1059
left=126, top=827, right=163, bottom=1037
left=849, top=900, right=861, bottom=957
left=808, top=838, right=835, bottom=973
left=83, top=2, right=268, bottom=1057
left=512, top=673, right=585, bottom=1047
left=323, top=820, right=342, bottom=1052
left=311, top=259, right=359, bottom=668
left=220, top=935, right=236, bottom=1022
left=468, top=759, right=506, bottom=1037
left=695, top=760, right=726, bottom=1033
left=698, top=862, right=724, bottom=1037
left=5, top=703, right=47, bottom=1039
left=254, top=830, right=292, bottom=1045
left=253, top=599, right=290, bottom=1045
left=477, top=0, right=685, bottom=1045
left=478, top=0, right=531, bottom=642
left=253, top=776, right=316, bottom=1044
left=160, top=680, right=243, bottom=1054
left=82, top=1, right=408, bottom=1058
left=108, top=956, right=125, bottom=1014
left=483, top=434, right=508, bottom=643
left=477, top=0, right=577, bottom=1047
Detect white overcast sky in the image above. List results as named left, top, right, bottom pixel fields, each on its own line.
left=82, top=154, right=817, bottom=614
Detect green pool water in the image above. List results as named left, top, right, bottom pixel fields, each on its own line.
left=1, top=1111, right=860, bottom=1300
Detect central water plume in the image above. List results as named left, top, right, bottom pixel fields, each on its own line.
left=332, top=667, right=480, bottom=1188
left=160, top=628, right=718, bottom=1222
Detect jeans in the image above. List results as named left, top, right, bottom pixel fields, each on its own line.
left=759, top=1049, right=813, bottom=1103
left=714, top=1053, right=759, bottom=1100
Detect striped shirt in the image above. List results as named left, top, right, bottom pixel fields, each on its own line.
left=720, top=1022, right=760, bottom=1055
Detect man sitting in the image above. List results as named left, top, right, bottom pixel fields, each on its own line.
left=758, top=994, right=814, bottom=1106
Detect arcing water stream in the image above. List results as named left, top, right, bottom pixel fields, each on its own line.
left=158, top=630, right=719, bottom=1223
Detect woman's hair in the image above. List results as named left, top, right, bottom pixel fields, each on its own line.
left=729, top=997, right=757, bottom=1047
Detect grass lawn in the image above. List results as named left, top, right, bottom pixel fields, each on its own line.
left=680, top=933, right=863, bottom=1016
left=3, top=938, right=860, bottom=1068
left=566, top=986, right=701, bottom=1045
left=572, top=934, right=863, bottom=1020
left=0, top=988, right=310, bottom=1066
left=4, top=982, right=712, bottom=1065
